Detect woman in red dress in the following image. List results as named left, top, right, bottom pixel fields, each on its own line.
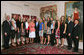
left=73, top=8, right=80, bottom=21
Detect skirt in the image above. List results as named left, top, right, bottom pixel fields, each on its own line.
left=11, top=30, right=16, bottom=39
left=39, top=30, right=43, bottom=37
left=47, top=28, right=51, bottom=35
left=55, top=29, right=60, bottom=39
left=21, top=29, right=25, bottom=36
left=16, top=29, right=21, bottom=39
left=29, top=31, right=35, bottom=38
left=43, top=30, right=47, bottom=38
left=25, top=30, right=29, bottom=38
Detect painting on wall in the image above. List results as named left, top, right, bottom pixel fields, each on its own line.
left=65, top=1, right=83, bottom=41
left=40, top=5, right=57, bottom=20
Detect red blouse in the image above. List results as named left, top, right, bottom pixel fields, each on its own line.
left=29, top=22, right=35, bottom=32
left=74, top=12, right=79, bottom=20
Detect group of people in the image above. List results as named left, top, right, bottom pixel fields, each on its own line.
left=2, top=13, right=80, bottom=52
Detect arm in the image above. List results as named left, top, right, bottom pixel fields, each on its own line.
left=56, top=21, right=60, bottom=34
left=2, top=21, right=7, bottom=36
left=76, top=25, right=80, bottom=39
left=68, top=22, right=74, bottom=36
left=63, top=23, right=67, bottom=34
left=11, top=20, right=16, bottom=31
left=45, top=22, right=47, bottom=30
left=21, top=23, right=23, bottom=32
left=41, top=23, right=43, bottom=33
left=53, top=21, right=55, bottom=30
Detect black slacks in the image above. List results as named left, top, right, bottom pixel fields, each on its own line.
left=73, top=37, right=79, bottom=51
left=67, top=35, right=72, bottom=49
left=3, top=34, right=10, bottom=49
left=34, top=28, right=39, bottom=43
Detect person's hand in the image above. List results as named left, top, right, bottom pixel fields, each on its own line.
left=41, top=30, right=43, bottom=33
left=5, top=32, right=7, bottom=36
left=76, top=36, right=79, bottom=39
left=63, top=31, right=66, bottom=34
left=27, top=30, right=28, bottom=33
left=68, top=33, right=71, bottom=36
left=15, top=28, right=17, bottom=31
left=22, top=30, right=24, bottom=33
left=18, top=30, right=19, bottom=33
left=52, top=30, right=53, bottom=33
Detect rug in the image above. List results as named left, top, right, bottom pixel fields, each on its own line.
left=1, top=43, right=83, bottom=54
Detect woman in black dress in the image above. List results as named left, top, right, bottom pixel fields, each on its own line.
left=47, top=17, right=51, bottom=45
left=60, top=16, right=67, bottom=47
left=21, top=18, right=26, bottom=44
left=55, top=16, right=60, bottom=47
left=16, top=15, right=21, bottom=45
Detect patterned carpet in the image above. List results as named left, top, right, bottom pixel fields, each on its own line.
left=1, top=43, right=83, bottom=54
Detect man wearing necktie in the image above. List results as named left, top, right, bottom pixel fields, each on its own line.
left=2, top=15, right=11, bottom=49
left=72, top=19, right=80, bottom=52
left=66, top=16, right=74, bottom=50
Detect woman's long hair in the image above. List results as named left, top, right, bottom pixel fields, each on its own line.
left=60, top=16, right=65, bottom=24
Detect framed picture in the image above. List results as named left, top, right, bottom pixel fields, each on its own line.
left=65, top=1, right=83, bottom=41
left=40, top=5, right=57, bottom=20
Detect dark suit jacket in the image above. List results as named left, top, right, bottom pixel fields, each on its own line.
left=72, top=24, right=80, bottom=38
left=66, top=21, right=74, bottom=35
left=2, top=20, right=11, bottom=35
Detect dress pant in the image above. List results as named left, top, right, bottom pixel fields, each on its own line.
left=67, top=35, right=72, bottom=49
left=3, top=34, right=10, bottom=49
left=34, top=28, right=39, bottom=43
left=73, top=37, right=79, bottom=51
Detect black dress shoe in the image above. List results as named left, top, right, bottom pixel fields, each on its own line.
left=72, top=50, right=78, bottom=52
left=68, top=48, right=72, bottom=50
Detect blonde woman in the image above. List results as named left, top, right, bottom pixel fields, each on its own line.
left=60, top=16, right=67, bottom=47
left=47, top=17, right=51, bottom=45
left=21, top=18, right=26, bottom=44
left=55, top=16, right=60, bottom=47
left=29, top=19, right=36, bottom=43
left=25, top=18, right=30, bottom=44
left=11, top=14, right=17, bottom=47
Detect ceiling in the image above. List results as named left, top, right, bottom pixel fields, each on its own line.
left=24, top=1, right=56, bottom=5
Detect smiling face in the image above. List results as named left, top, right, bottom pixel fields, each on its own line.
left=51, top=17, right=53, bottom=21
left=43, top=17, right=45, bottom=21
left=75, top=19, right=79, bottom=24
left=56, top=16, right=59, bottom=20
left=68, top=16, right=71, bottom=21
left=61, top=16, right=64, bottom=21
left=75, top=7, right=78, bottom=11
left=6, top=16, right=10, bottom=20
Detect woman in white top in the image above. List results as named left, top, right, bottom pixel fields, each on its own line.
left=11, top=14, right=17, bottom=47
left=25, top=18, right=30, bottom=44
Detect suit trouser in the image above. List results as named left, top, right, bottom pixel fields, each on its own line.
left=73, top=37, right=79, bottom=51
left=3, top=34, right=10, bottom=49
left=67, top=35, right=72, bottom=49
left=35, top=29, right=39, bottom=43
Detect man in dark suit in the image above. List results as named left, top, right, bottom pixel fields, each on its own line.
left=2, top=15, right=11, bottom=49
left=72, top=19, right=80, bottom=52
left=66, top=16, right=74, bottom=50
left=35, top=19, right=39, bottom=43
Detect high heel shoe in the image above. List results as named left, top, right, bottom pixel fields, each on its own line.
left=55, top=44, right=59, bottom=47
left=12, top=43, right=16, bottom=47
left=60, top=45, right=64, bottom=48
left=22, top=42, right=24, bottom=45
left=47, top=42, right=49, bottom=45
left=44, top=42, right=46, bottom=44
